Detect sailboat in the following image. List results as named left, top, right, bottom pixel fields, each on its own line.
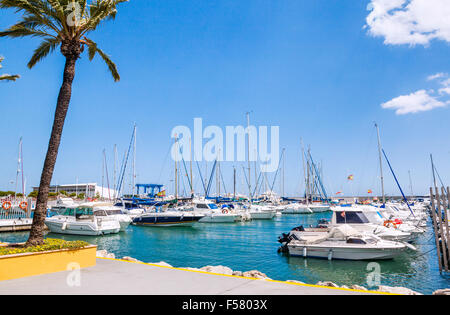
left=0, top=138, right=33, bottom=231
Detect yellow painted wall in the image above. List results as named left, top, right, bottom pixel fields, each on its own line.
left=0, top=245, right=97, bottom=281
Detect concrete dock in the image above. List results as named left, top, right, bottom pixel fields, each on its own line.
left=0, top=258, right=381, bottom=295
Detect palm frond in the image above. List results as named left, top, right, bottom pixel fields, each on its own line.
left=84, top=37, right=120, bottom=81
left=0, top=74, right=20, bottom=81
left=27, top=36, right=61, bottom=68
left=0, top=23, right=55, bottom=38
left=1, top=0, right=127, bottom=81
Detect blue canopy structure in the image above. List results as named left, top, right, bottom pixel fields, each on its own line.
left=136, top=184, right=164, bottom=198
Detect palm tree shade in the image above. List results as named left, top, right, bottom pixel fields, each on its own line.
left=0, top=0, right=127, bottom=245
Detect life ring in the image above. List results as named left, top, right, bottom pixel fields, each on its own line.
left=2, top=201, right=12, bottom=210
left=19, top=201, right=28, bottom=210
left=222, top=209, right=229, bottom=214
left=383, top=220, right=398, bottom=229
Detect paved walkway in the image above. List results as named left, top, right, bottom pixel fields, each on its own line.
left=0, top=258, right=380, bottom=295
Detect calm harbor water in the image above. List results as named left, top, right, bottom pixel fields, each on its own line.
left=2, top=213, right=449, bottom=294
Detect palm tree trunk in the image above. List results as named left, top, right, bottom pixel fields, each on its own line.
left=26, top=55, right=78, bottom=246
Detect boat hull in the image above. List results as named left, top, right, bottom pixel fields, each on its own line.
left=132, top=213, right=203, bottom=227
left=287, top=243, right=404, bottom=260
left=198, top=214, right=239, bottom=223
left=282, top=207, right=312, bottom=214
left=250, top=211, right=276, bottom=220
left=44, top=220, right=120, bottom=236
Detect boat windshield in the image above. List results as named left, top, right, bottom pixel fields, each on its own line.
left=208, top=204, right=218, bottom=209
left=336, top=211, right=369, bottom=224
left=61, top=207, right=93, bottom=217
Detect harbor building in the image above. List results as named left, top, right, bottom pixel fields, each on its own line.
left=32, top=183, right=118, bottom=199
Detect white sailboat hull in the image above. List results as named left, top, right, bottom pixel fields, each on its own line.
left=250, top=211, right=276, bottom=220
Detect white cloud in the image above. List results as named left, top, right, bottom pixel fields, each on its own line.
left=441, top=78, right=450, bottom=87
left=439, top=87, right=450, bottom=95
left=381, top=89, right=447, bottom=115
left=427, top=73, right=447, bottom=81
left=366, top=0, right=450, bottom=46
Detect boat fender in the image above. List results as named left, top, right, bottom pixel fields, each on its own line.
left=328, top=249, right=333, bottom=261
left=303, top=247, right=307, bottom=258
left=62, top=222, right=67, bottom=230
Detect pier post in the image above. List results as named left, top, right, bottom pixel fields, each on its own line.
left=430, top=187, right=443, bottom=273
left=435, top=188, right=448, bottom=272
left=442, top=187, right=450, bottom=263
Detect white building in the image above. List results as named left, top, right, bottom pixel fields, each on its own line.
left=32, top=183, right=118, bottom=199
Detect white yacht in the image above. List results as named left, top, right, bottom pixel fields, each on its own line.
left=282, top=225, right=409, bottom=260
left=282, top=203, right=313, bottom=214
left=45, top=205, right=121, bottom=236
left=328, top=207, right=413, bottom=242
left=193, top=202, right=241, bottom=223
left=114, top=199, right=146, bottom=219
left=90, top=203, right=132, bottom=231
left=248, top=204, right=276, bottom=220
left=49, top=197, right=78, bottom=215
left=308, top=204, right=331, bottom=213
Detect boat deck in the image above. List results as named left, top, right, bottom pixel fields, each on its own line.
left=0, top=258, right=382, bottom=295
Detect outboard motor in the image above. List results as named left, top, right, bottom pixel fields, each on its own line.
left=277, top=228, right=303, bottom=254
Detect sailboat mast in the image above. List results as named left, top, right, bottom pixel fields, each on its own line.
left=190, top=137, right=193, bottom=197
left=246, top=112, right=251, bottom=200
left=430, top=154, right=437, bottom=189
left=20, top=138, right=25, bottom=200
left=113, top=144, right=117, bottom=198
left=408, top=170, right=414, bottom=197
left=233, top=166, right=236, bottom=199
left=132, top=124, right=137, bottom=197
left=175, top=135, right=178, bottom=199
left=375, top=123, right=386, bottom=204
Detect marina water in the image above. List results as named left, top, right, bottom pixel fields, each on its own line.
left=2, top=213, right=449, bottom=294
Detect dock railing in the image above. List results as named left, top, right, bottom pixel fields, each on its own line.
left=430, top=187, right=450, bottom=273
left=0, top=197, right=34, bottom=220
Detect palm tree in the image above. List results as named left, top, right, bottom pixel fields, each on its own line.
left=0, top=56, right=20, bottom=81
left=0, top=0, right=128, bottom=245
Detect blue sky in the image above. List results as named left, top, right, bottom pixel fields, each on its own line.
left=0, top=0, right=449, bottom=197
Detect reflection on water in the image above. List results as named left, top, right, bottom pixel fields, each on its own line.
left=1, top=213, right=449, bottom=294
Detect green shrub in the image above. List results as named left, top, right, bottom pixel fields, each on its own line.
left=0, top=238, right=90, bottom=256
left=28, top=191, right=38, bottom=198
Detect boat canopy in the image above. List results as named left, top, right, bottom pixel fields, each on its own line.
left=328, top=225, right=361, bottom=240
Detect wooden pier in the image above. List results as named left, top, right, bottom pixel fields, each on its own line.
left=430, top=186, right=450, bottom=273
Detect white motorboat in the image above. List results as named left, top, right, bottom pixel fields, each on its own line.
left=45, top=205, right=121, bottom=236
left=91, top=203, right=132, bottom=231
left=308, top=204, right=331, bottom=213
left=282, top=225, right=408, bottom=260
left=192, top=202, right=241, bottom=223
left=248, top=204, right=276, bottom=220
left=282, top=203, right=313, bottom=214
left=114, top=200, right=146, bottom=219
left=49, top=197, right=78, bottom=215
left=329, top=207, right=413, bottom=242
